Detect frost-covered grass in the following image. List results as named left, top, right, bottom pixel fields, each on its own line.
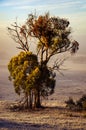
left=0, top=101, right=86, bottom=130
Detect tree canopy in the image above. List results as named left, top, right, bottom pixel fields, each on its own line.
left=8, top=12, right=79, bottom=109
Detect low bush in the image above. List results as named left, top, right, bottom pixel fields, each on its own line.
left=65, top=97, right=75, bottom=109
left=65, top=95, right=86, bottom=111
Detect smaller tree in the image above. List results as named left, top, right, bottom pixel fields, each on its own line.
left=8, top=51, right=38, bottom=108
left=8, top=51, right=55, bottom=108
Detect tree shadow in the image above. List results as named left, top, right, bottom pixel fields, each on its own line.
left=0, top=119, right=59, bottom=130
left=45, top=106, right=66, bottom=111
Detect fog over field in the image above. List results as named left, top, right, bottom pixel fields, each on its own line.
left=0, top=62, right=86, bottom=104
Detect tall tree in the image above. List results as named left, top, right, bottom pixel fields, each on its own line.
left=8, top=13, right=79, bottom=109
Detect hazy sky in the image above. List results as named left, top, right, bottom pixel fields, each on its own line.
left=0, top=0, right=86, bottom=70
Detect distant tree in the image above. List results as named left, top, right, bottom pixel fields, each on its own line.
left=8, top=12, right=79, bottom=109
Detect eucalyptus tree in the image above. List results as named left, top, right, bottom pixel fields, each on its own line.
left=8, top=13, right=79, bottom=109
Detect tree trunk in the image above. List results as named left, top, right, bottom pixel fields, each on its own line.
left=29, top=91, right=32, bottom=109
left=34, top=92, right=37, bottom=108
left=25, top=93, right=29, bottom=109
left=36, top=89, right=41, bottom=108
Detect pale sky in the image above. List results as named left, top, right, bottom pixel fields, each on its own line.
left=0, top=0, right=86, bottom=70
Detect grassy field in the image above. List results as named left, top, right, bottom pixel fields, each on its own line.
left=0, top=101, right=86, bottom=130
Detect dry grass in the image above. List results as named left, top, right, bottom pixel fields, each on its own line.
left=0, top=101, right=86, bottom=130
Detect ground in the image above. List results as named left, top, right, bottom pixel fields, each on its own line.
left=0, top=101, right=86, bottom=130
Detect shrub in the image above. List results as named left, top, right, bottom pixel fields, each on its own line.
left=65, top=95, right=86, bottom=111
left=65, top=97, right=75, bottom=109
left=77, top=95, right=86, bottom=110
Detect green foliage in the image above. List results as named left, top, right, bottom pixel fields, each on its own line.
left=8, top=51, right=38, bottom=95
left=39, top=65, right=56, bottom=97
left=26, top=67, right=41, bottom=92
